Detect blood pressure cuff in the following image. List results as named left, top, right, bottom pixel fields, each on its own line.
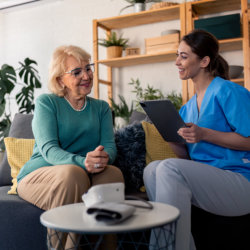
left=87, top=202, right=136, bottom=224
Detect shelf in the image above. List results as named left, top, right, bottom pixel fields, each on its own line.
left=219, top=37, right=243, bottom=52
left=98, top=51, right=177, bottom=68
left=97, top=37, right=243, bottom=68
left=95, top=5, right=181, bottom=30
left=231, top=78, right=244, bottom=84
left=231, top=78, right=244, bottom=87
left=190, top=0, right=241, bottom=16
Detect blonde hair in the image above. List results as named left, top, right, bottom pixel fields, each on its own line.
left=48, top=45, right=91, bottom=96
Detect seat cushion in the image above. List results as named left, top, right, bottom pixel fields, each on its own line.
left=0, top=186, right=47, bottom=250
left=0, top=113, right=34, bottom=186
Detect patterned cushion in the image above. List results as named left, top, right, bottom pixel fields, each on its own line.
left=141, top=121, right=177, bottom=165
left=0, top=114, right=33, bottom=186
left=4, top=138, right=35, bottom=194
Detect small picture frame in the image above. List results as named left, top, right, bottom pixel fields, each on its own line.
left=125, top=47, right=140, bottom=56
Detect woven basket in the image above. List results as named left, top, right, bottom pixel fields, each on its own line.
left=150, top=2, right=179, bottom=10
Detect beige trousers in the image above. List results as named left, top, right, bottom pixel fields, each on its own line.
left=17, top=164, right=124, bottom=249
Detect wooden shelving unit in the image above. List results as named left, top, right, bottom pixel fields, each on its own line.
left=93, top=0, right=250, bottom=104
left=93, top=4, right=186, bottom=104
left=185, top=0, right=250, bottom=100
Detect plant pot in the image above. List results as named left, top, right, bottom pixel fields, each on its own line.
left=107, top=46, right=123, bottom=59
left=115, top=117, right=128, bottom=129
left=134, top=3, right=145, bottom=13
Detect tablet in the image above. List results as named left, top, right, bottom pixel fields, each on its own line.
left=140, top=99, right=186, bottom=143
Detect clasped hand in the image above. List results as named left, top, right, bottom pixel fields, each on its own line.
left=85, top=145, right=109, bottom=173
left=177, top=123, right=204, bottom=143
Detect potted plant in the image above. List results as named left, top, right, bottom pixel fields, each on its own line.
left=129, top=78, right=165, bottom=112
left=0, top=58, right=41, bottom=152
left=120, top=0, right=162, bottom=14
left=129, top=78, right=182, bottom=112
left=110, top=95, right=133, bottom=128
left=99, top=31, right=129, bottom=59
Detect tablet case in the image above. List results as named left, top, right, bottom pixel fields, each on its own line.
left=140, top=99, right=186, bottom=143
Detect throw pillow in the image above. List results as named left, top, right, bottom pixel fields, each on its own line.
left=4, top=137, right=35, bottom=194
left=114, top=123, right=146, bottom=191
left=141, top=121, right=177, bottom=165
left=0, top=113, right=34, bottom=186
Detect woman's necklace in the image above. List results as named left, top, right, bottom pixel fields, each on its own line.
left=64, top=96, right=87, bottom=112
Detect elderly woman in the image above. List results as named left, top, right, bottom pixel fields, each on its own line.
left=17, top=45, right=124, bottom=248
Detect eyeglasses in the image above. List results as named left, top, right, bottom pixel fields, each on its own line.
left=64, top=63, right=95, bottom=79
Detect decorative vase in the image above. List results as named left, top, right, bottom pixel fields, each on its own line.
left=134, top=3, right=145, bottom=13
left=107, top=46, right=123, bottom=59
left=115, top=117, right=128, bottom=129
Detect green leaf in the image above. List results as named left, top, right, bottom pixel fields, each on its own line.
left=18, top=57, right=42, bottom=89
left=129, top=78, right=182, bottom=112
left=98, top=31, right=129, bottom=49
left=16, top=86, right=34, bottom=114
left=0, top=64, right=16, bottom=94
left=0, top=116, right=11, bottom=151
left=0, top=99, right=6, bottom=117
left=110, top=95, right=133, bottom=122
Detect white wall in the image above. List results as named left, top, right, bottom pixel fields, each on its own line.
left=0, top=0, right=243, bottom=115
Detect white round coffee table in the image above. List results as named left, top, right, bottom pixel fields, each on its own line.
left=40, top=200, right=179, bottom=249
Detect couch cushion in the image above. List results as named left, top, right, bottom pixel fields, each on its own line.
left=0, top=113, right=33, bottom=186
left=129, top=110, right=146, bottom=124
left=4, top=137, right=35, bottom=194
left=142, top=121, right=177, bottom=165
left=0, top=186, right=47, bottom=250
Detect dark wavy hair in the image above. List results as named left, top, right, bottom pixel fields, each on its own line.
left=182, top=29, right=229, bottom=80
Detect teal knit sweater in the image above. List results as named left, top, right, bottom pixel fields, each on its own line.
left=17, top=94, right=116, bottom=182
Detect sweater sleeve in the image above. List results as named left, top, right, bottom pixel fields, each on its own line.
left=32, top=95, right=86, bottom=169
left=99, top=101, right=117, bottom=164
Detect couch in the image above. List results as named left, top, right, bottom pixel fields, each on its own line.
left=0, top=113, right=250, bottom=250
left=0, top=114, right=47, bottom=250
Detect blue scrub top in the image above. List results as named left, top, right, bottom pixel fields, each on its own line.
left=179, top=76, right=250, bottom=181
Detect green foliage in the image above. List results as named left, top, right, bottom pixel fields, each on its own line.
left=129, top=78, right=182, bottom=112
left=124, top=0, right=146, bottom=3
left=129, top=78, right=164, bottom=112
left=124, top=0, right=161, bottom=3
left=98, top=31, right=129, bottom=49
left=0, top=58, right=41, bottom=151
left=166, top=90, right=183, bottom=111
left=110, top=95, right=133, bottom=123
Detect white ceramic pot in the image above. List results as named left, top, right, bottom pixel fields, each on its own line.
left=134, top=3, right=145, bottom=13
left=146, top=2, right=154, bottom=10
left=115, top=117, right=128, bottom=129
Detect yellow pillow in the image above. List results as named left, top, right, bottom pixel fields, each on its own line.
left=4, top=137, right=35, bottom=195
left=142, top=121, right=177, bottom=165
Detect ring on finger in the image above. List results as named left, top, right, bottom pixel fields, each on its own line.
left=94, top=163, right=101, bottom=169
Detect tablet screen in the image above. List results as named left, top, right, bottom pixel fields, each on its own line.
left=140, top=99, right=186, bottom=143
